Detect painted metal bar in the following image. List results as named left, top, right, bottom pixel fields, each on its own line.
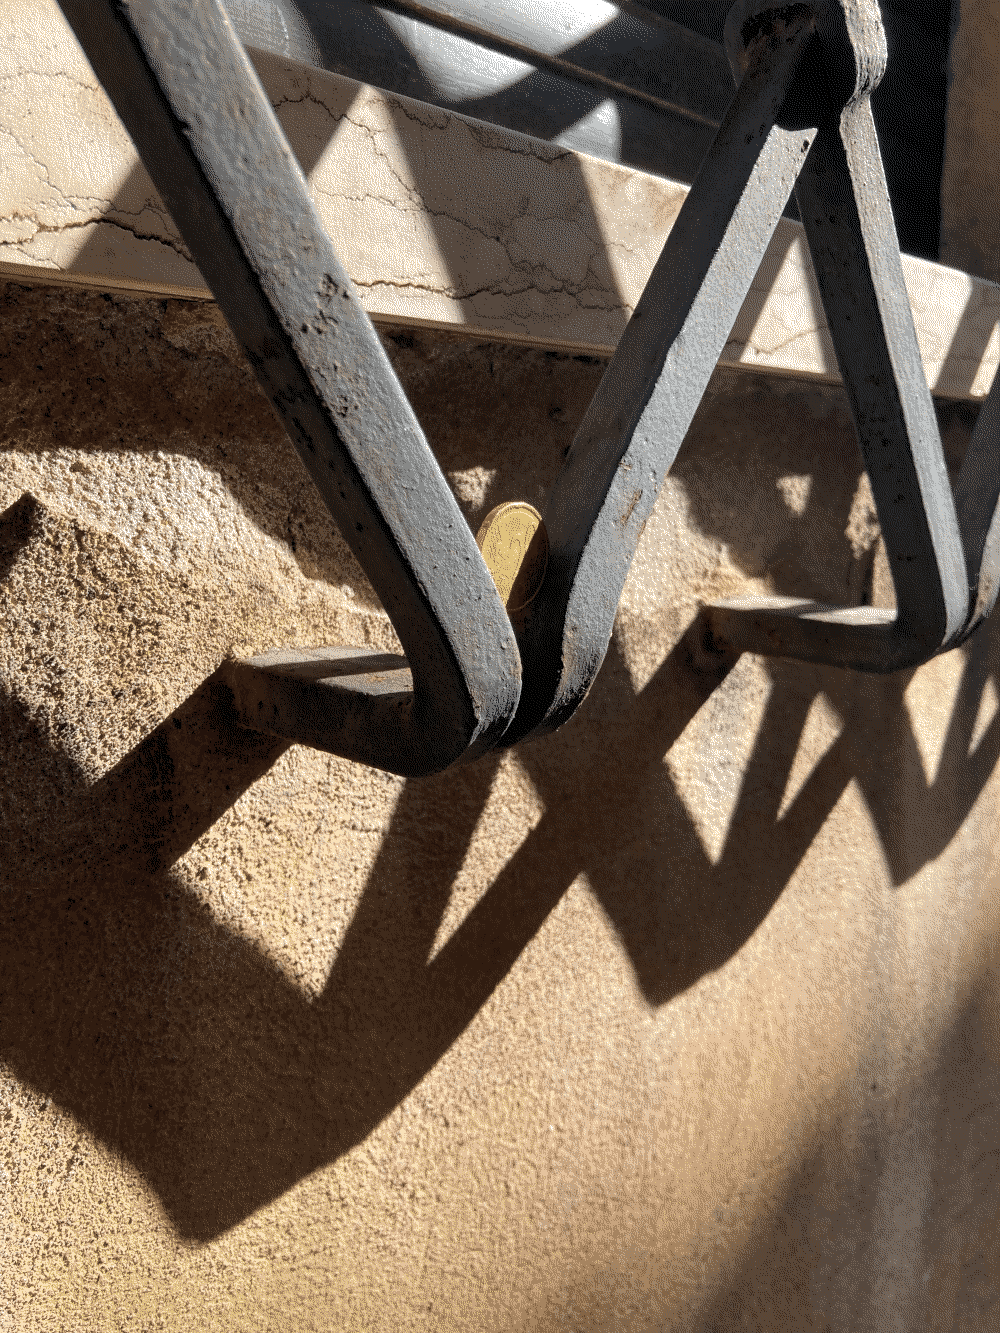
left=223, top=0, right=729, bottom=122
left=374, top=0, right=730, bottom=124
left=951, top=380, right=1000, bottom=643
left=704, top=0, right=980, bottom=671
left=508, top=0, right=1000, bottom=738
left=56, top=0, right=522, bottom=776
left=506, top=6, right=818, bottom=743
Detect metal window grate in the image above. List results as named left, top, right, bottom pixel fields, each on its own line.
left=49, top=0, right=1000, bottom=773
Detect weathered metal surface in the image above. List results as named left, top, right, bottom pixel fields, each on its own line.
left=703, top=0, right=996, bottom=673
left=45, top=0, right=1000, bottom=775
left=56, top=0, right=521, bottom=776
left=223, top=0, right=729, bottom=121
left=504, top=1, right=820, bottom=744
left=224, top=648, right=417, bottom=759
left=503, top=0, right=1000, bottom=751
left=952, top=381, right=1000, bottom=643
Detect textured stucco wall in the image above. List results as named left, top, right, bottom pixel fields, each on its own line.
left=2, top=278, right=1000, bottom=1331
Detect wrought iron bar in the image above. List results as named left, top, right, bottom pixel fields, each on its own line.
left=702, top=0, right=993, bottom=672
left=365, top=0, right=729, bottom=125
left=47, top=0, right=1000, bottom=775
left=224, top=0, right=730, bottom=125
left=56, top=0, right=522, bottom=777
left=505, top=0, right=820, bottom=744
left=505, top=0, right=1000, bottom=750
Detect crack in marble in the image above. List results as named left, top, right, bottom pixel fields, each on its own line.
left=3, top=19, right=999, bottom=397
left=1, top=214, right=192, bottom=264
left=0, top=67, right=100, bottom=92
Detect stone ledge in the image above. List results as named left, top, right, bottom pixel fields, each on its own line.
left=2, top=0, right=998, bottom=400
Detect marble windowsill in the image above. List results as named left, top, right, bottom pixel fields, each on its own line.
left=2, top=0, right=998, bottom=400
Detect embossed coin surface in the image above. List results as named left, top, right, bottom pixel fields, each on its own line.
left=475, top=501, right=548, bottom=611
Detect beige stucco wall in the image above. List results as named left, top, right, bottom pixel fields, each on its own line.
left=3, top=0, right=1000, bottom=1326
left=2, top=275, right=1000, bottom=1331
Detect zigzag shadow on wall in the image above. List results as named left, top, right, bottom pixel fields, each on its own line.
left=2, top=537, right=998, bottom=1241
left=1, top=266, right=998, bottom=1241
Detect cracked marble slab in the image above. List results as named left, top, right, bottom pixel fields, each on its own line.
left=2, top=0, right=998, bottom=400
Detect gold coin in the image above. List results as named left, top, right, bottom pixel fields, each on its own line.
left=475, top=501, right=548, bottom=611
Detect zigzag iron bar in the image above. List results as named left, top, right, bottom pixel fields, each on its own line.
left=506, top=4, right=820, bottom=746
left=56, top=0, right=522, bottom=777
left=706, top=0, right=971, bottom=671
left=49, top=0, right=1000, bottom=774
left=696, top=0, right=1000, bottom=673
left=507, top=0, right=1000, bottom=754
